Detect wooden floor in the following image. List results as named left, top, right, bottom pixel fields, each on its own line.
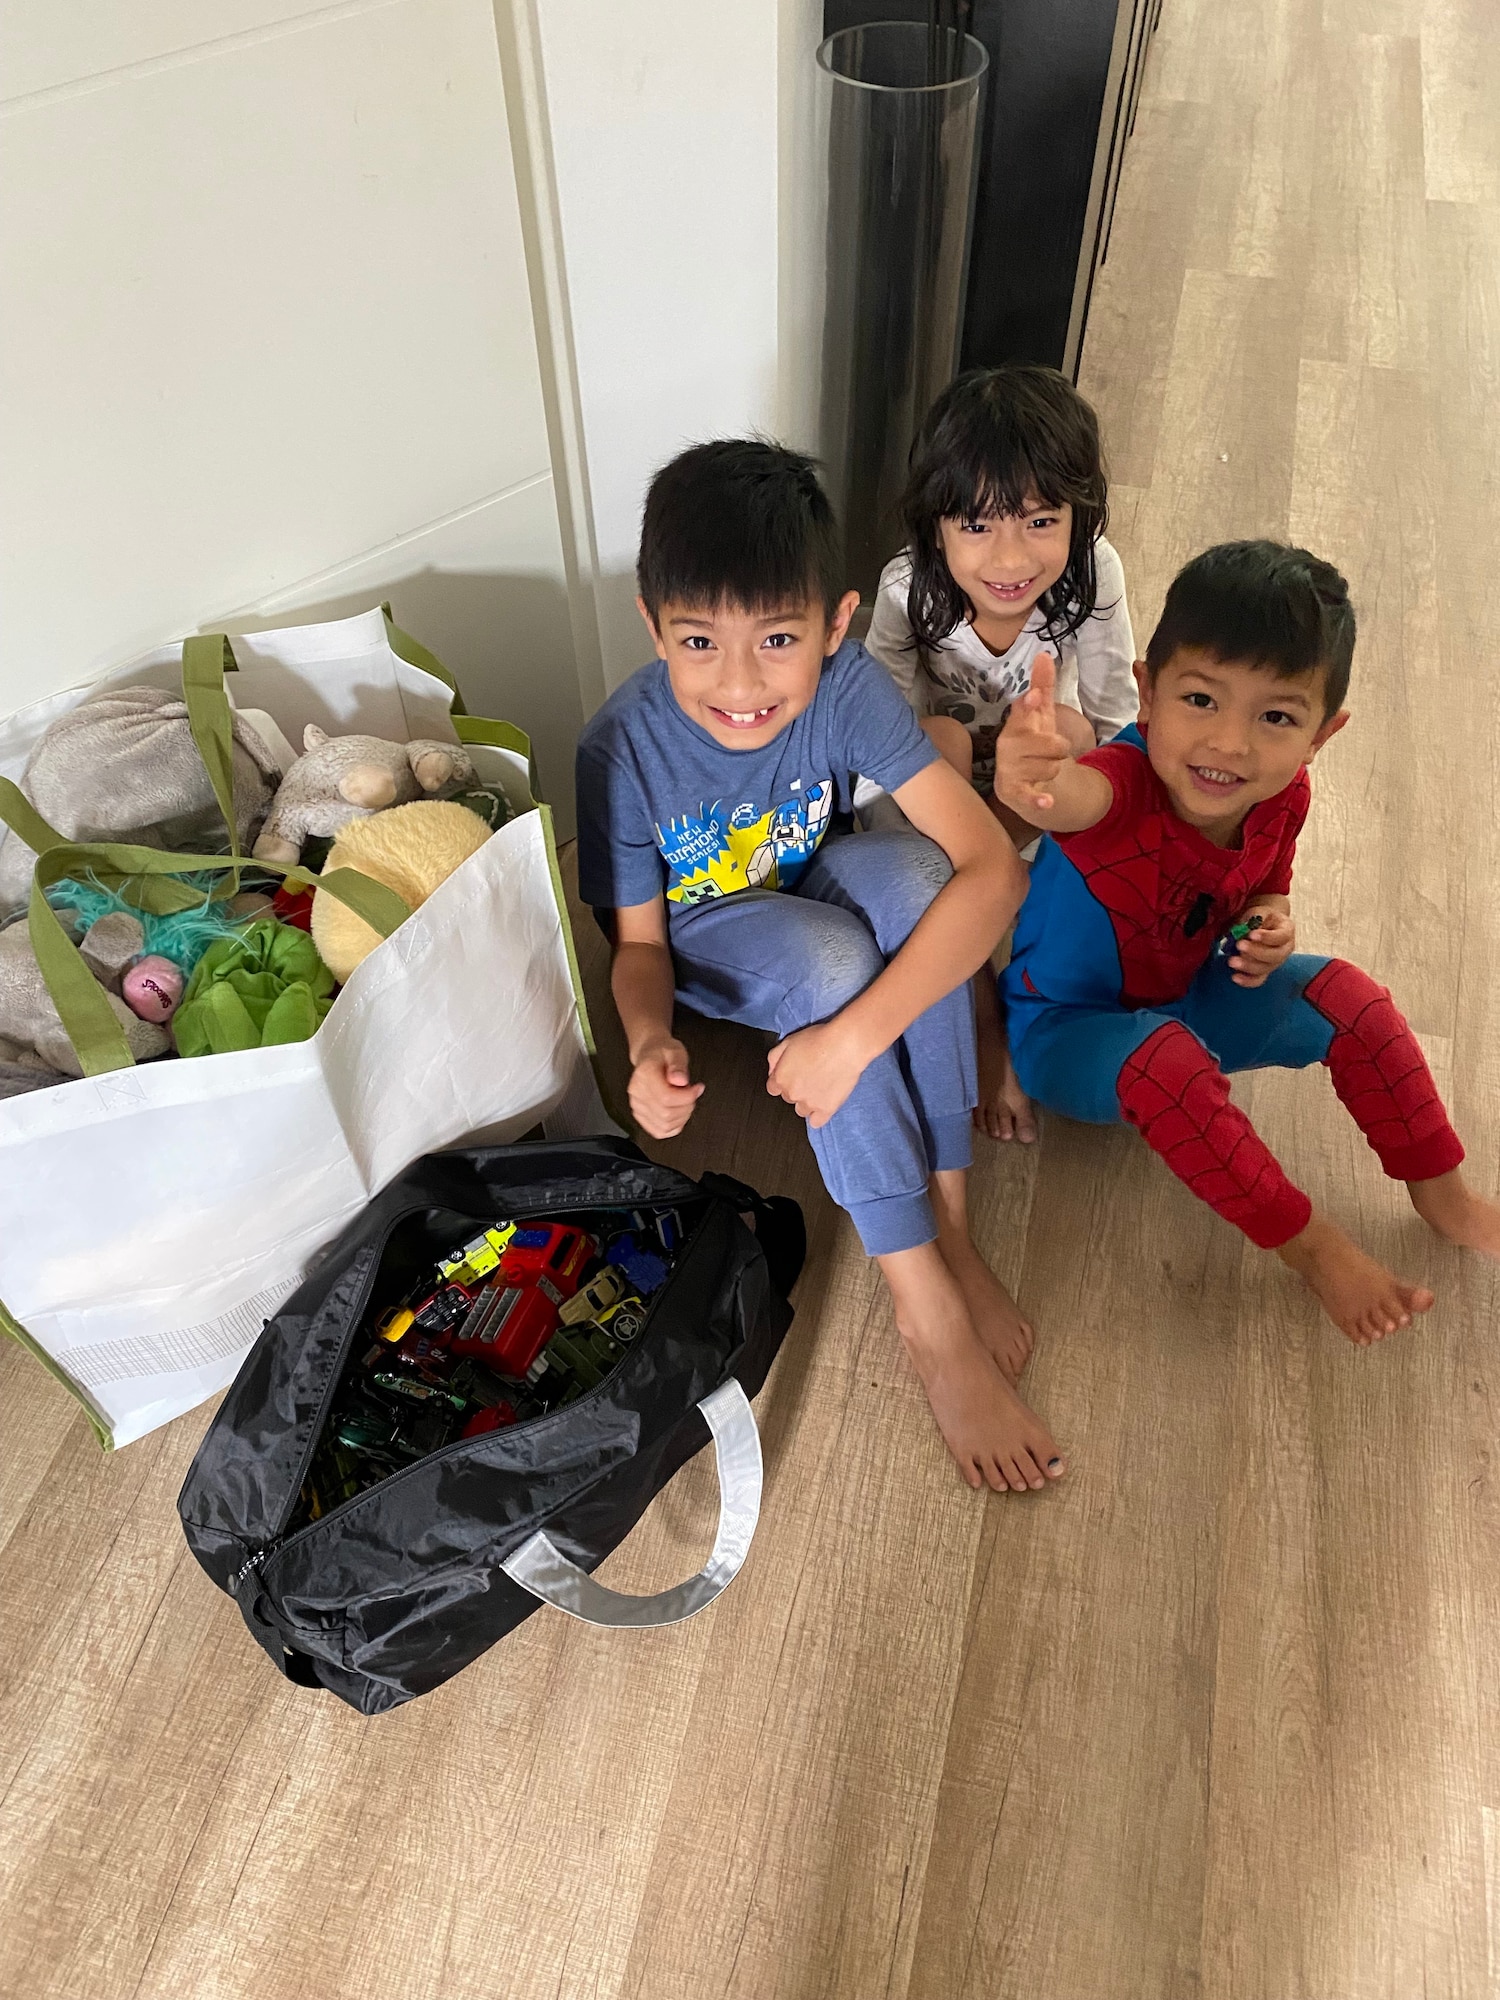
left=5, top=1, right=1500, bottom=1993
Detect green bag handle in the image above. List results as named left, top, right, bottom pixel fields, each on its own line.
left=180, top=633, right=242, bottom=861
left=381, top=604, right=541, bottom=804
left=0, top=780, right=411, bottom=1077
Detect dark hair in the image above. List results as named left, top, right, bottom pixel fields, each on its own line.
left=1145, top=540, right=1355, bottom=718
left=900, top=365, right=1109, bottom=651
left=636, top=438, right=844, bottom=625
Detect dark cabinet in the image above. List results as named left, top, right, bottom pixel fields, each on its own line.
left=820, top=0, right=1160, bottom=377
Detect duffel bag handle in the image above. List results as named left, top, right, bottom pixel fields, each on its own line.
left=501, top=1380, right=762, bottom=1628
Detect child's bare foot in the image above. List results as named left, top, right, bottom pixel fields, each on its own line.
left=928, top=1166, right=1035, bottom=1380
left=878, top=1244, right=1064, bottom=1492
left=1276, top=1211, right=1435, bottom=1346
left=934, top=1228, right=1034, bottom=1382
left=976, top=1032, right=1039, bottom=1144
left=972, top=971, right=1037, bottom=1141
left=1408, top=1168, right=1500, bottom=1257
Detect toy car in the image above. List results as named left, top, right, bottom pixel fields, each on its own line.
left=447, top=1275, right=562, bottom=1377
left=558, top=1263, right=628, bottom=1326
left=460, top=1402, right=519, bottom=1439
left=594, top=1293, right=648, bottom=1345
left=438, top=1221, right=518, bottom=1286
left=496, top=1223, right=593, bottom=1290
left=603, top=1232, right=670, bottom=1297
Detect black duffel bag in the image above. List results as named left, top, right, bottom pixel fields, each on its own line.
left=178, top=1136, right=804, bottom=1715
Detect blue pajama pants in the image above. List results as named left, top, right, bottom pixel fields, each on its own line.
left=1008, top=949, right=1339, bottom=1122
left=669, top=832, right=977, bottom=1254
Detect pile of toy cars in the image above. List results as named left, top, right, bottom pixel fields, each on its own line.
left=294, top=1208, right=684, bottom=1524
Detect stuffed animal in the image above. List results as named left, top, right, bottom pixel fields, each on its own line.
left=252, top=726, right=477, bottom=866
left=173, top=919, right=335, bottom=1056
left=0, top=684, right=282, bottom=912
left=0, top=911, right=172, bottom=1078
left=47, top=873, right=250, bottom=992
left=310, top=800, right=491, bottom=982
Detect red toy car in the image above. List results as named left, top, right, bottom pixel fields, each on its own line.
left=496, top=1223, right=593, bottom=1289
left=447, top=1277, right=562, bottom=1376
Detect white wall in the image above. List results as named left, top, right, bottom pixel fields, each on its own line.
left=499, top=0, right=828, bottom=697
left=0, top=0, right=584, bottom=827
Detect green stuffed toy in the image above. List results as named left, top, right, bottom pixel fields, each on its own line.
left=174, top=919, right=335, bottom=1058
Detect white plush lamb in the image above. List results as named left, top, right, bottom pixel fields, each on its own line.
left=250, top=725, right=476, bottom=866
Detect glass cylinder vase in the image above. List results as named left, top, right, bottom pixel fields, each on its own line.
left=817, top=22, right=988, bottom=600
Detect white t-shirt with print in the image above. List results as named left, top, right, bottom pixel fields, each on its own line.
left=860, top=535, right=1138, bottom=797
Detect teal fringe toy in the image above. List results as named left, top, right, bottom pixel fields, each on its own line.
left=46, top=873, right=252, bottom=977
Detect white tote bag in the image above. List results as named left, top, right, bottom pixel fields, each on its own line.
left=0, top=606, right=612, bottom=1448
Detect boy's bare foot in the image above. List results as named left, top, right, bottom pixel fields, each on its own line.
left=1276, top=1211, right=1435, bottom=1346
left=1408, top=1168, right=1500, bottom=1257
left=878, top=1243, right=1064, bottom=1492
left=976, top=1030, right=1039, bottom=1144
left=929, top=1166, right=1035, bottom=1380
left=935, top=1229, right=1034, bottom=1382
left=972, top=969, right=1038, bottom=1141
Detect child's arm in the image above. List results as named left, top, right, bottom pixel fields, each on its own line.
left=864, top=558, right=920, bottom=703
left=611, top=896, right=705, bottom=1138
left=991, top=654, right=1114, bottom=833
left=765, top=760, right=1025, bottom=1128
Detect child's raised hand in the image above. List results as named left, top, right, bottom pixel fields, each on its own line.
left=628, top=1036, right=704, bottom=1138
left=1228, top=907, right=1296, bottom=987
left=992, top=653, right=1073, bottom=813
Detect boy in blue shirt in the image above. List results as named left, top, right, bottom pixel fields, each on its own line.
left=577, top=441, right=1064, bottom=1495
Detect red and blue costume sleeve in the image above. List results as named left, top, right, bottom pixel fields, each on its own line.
left=1000, top=727, right=1462, bottom=1247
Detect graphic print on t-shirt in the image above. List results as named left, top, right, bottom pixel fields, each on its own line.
left=657, top=781, right=833, bottom=905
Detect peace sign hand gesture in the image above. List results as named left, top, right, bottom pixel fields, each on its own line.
left=993, top=653, right=1074, bottom=814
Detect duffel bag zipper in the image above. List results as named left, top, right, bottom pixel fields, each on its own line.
left=231, top=1193, right=711, bottom=1592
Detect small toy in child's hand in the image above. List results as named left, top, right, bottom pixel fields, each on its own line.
left=1218, top=913, right=1265, bottom=958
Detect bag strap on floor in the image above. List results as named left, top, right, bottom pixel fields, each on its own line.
left=500, top=1380, right=763, bottom=1628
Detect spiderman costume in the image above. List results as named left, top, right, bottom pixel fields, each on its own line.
left=1002, top=725, right=1463, bottom=1247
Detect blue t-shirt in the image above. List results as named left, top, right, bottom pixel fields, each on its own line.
left=575, top=640, right=938, bottom=910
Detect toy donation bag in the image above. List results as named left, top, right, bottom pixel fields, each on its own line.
left=0, top=607, right=610, bottom=1448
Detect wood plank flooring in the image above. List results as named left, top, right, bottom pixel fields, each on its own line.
left=4, top=0, right=1498, bottom=1991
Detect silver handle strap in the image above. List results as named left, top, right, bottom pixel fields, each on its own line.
left=499, top=1379, right=761, bottom=1628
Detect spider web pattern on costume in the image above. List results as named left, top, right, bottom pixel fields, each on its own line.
left=1059, top=766, right=1309, bottom=1007
left=1117, top=1020, right=1313, bottom=1247
left=1305, top=960, right=1464, bottom=1179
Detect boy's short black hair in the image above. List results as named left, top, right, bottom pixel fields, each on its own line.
left=637, top=439, right=844, bottom=624
left=1145, top=540, right=1355, bottom=718
left=901, top=365, right=1110, bottom=650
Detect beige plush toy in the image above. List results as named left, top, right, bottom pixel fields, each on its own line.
left=310, top=800, right=491, bottom=982
left=0, top=911, right=171, bottom=1079
left=0, top=684, right=282, bottom=913
left=251, top=725, right=477, bottom=866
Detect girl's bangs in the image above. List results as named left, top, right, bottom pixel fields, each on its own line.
left=933, top=442, right=1063, bottom=523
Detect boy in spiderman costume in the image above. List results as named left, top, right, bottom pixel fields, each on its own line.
left=993, top=540, right=1500, bottom=1344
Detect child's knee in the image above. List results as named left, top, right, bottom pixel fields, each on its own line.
left=861, top=834, right=954, bottom=951
left=797, top=925, right=886, bottom=1022
left=922, top=714, right=973, bottom=779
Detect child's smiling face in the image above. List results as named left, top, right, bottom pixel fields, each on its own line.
left=1135, top=645, right=1349, bottom=842
left=641, top=590, right=860, bottom=751
left=939, top=498, right=1073, bottom=635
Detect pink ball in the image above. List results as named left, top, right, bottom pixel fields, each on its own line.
left=123, top=955, right=183, bottom=1023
